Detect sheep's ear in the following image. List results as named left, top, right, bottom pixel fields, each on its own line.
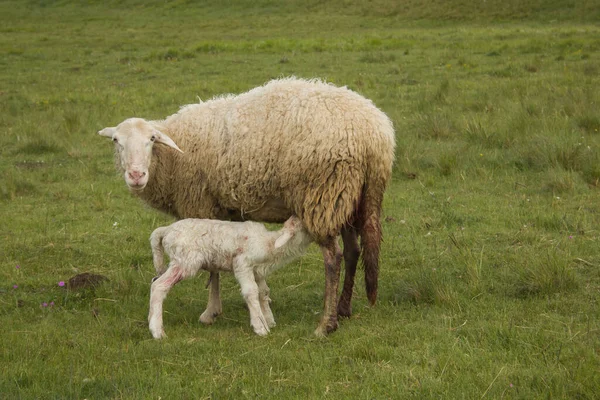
left=274, top=231, right=293, bottom=249
left=98, top=127, right=116, bottom=138
left=153, top=129, right=183, bottom=153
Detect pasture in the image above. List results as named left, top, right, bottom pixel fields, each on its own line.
left=1, top=1, right=599, bottom=398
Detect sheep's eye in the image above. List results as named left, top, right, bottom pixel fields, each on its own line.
left=112, top=137, right=118, bottom=143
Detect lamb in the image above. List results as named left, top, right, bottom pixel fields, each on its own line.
left=148, top=216, right=312, bottom=338
left=98, top=77, right=396, bottom=336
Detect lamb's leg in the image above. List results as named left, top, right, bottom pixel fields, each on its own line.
left=148, top=264, right=185, bottom=339
left=315, top=236, right=342, bottom=337
left=199, top=272, right=222, bottom=325
left=233, top=264, right=269, bottom=336
left=255, top=274, right=276, bottom=328
left=338, top=226, right=360, bottom=318
left=150, top=228, right=167, bottom=276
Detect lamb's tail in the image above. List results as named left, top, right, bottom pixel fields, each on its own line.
left=357, top=181, right=385, bottom=305
left=150, top=227, right=168, bottom=276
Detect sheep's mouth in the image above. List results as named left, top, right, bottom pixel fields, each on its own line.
left=127, top=183, right=147, bottom=191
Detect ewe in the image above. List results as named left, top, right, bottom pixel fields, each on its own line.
left=148, top=216, right=312, bottom=338
left=99, top=77, right=395, bottom=336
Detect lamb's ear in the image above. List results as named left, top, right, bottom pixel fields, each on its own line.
left=153, top=129, right=183, bottom=153
left=98, top=127, right=116, bottom=138
left=274, top=231, right=293, bottom=249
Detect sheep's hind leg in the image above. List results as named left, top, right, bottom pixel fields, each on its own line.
left=234, top=265, right=270, bottom=336
left=315, top=236, right=342, bottom=337
left=199, top=272, right=222, bottom=325
left=148, top=264, right=185, bottom=339
left=338, top=226, right=360, bottom=318
left=256, top=274, right=276, bottom=328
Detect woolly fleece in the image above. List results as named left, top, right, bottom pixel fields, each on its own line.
left=135, top=77, right=396, bottom=243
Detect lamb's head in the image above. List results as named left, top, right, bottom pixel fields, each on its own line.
left=98, top=118, right=182, bottom=190
left=274, top=216, right=312, bottom=249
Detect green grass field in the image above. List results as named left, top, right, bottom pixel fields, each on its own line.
left=1, top=0, right=600, bottom=398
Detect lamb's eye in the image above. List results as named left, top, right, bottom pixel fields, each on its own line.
left=112, top=137, right=118, bottom=143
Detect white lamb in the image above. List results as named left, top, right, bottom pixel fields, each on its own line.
left=148, top=216, right=312, bottom=338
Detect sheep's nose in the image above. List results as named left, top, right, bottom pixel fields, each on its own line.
left=128, top=170, right=146, bottom=181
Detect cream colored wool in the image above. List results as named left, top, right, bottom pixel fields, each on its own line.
left=132, top=78, right=396, bottom=242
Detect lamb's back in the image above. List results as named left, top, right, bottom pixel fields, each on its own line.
left=162, top=219, right=266, bottom=271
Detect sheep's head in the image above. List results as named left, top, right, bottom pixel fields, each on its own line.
left=98, top=118, right=182, bottom=190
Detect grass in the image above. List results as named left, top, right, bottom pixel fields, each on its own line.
left=1, top=0, right=600, bottom=398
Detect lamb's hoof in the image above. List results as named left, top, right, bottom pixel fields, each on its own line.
left=253, top=326, right=270, bottom=336
left=150, top=328, right=167, bottom=339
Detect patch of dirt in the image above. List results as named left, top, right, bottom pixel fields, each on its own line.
left=68, top=273, right=109, bottom=290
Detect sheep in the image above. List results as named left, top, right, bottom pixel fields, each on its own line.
left=98, top=77, right=396, bottom=336
left=148, top=216, right=313, bottom=338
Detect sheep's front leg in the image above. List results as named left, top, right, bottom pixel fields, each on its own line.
left=315, top=236, right=342, bottom=337
left=234, top=264, right=269, bottom=336
left=255, top=274, right=276, bottom=328
left=199, top=272, right=222, bottom=325
left=148, top=264, right=185, bottom=339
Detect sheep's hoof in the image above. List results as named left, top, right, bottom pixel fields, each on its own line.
left=199, top=310, right=221, bottom=325
left=313, top=326, right=331, bottom=338
left=314, top=318, right=338, bottom=337
left=337, top=303, right=352, bottom=319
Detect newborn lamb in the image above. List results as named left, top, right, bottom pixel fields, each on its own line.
left=148, top=216, right=312, bottom=338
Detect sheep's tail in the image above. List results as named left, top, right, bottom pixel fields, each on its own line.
left=357, top=180, right=385, bottom=305
left=150, top=227, right=168, bottom=275
left=357, top=112, right=395, bottom=306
